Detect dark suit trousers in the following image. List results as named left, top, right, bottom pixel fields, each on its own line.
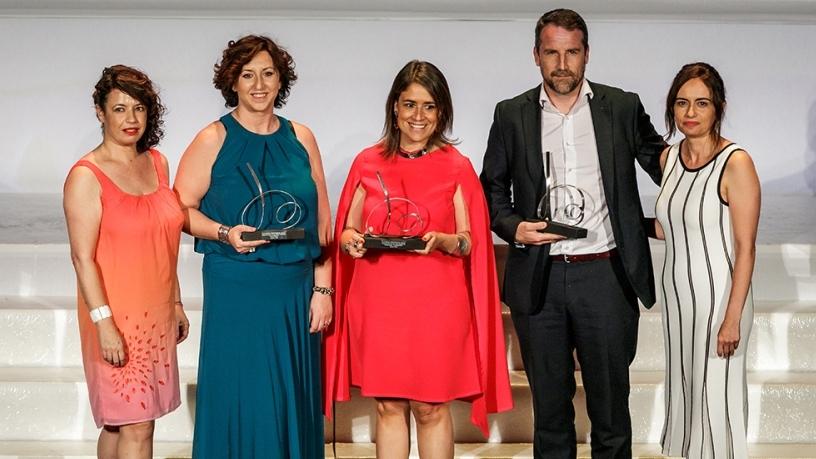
left=512, top=254, right=640, bottom=459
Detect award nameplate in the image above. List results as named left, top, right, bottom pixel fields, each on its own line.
left=362, top=236, right=426, bottom=250
left=238, top=163, right=306, bottom=242
left=535, top=152, right=590, bottom=239
left=362, top=171, right=427, bottom=251
left=241, top=228, right=306, bottom=242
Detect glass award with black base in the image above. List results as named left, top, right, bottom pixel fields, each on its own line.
left=534, top=151, right=590, bottom=239
left=239, top=163, right=306, bottom=242
left=362, top=171, right=427, bottom=250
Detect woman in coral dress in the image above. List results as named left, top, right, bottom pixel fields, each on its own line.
left=324, top=60, right=513, bottom=458
left=64, top=65, right=188, bottom=459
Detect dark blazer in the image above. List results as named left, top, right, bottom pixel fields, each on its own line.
left=480, top=82, right=665, bottom=314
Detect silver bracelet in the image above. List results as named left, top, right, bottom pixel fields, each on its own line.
left=90, top=304, right=112, bottom=323
left=217, top=224, right=232, bottom=244
left=456, top=234, right=470, bottom=255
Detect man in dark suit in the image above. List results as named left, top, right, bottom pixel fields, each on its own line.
left=480, top=8, right=665, bottom=459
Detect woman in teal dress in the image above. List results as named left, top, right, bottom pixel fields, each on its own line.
left=174, top=35, right=333, bottom=458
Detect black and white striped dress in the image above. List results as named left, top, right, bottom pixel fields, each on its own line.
left=655, top=141, right=753, bottom=458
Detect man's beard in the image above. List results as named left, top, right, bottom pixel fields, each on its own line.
left=544, top=69, right=583, bottom=95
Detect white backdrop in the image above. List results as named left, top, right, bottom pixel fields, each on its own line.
left=1, top=16, right=814, bottom=198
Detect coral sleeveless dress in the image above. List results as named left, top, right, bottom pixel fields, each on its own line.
left=69, top=149, right=184, bottom=427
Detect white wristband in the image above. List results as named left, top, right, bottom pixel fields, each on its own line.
left=90, top=305, right=112, bottom=323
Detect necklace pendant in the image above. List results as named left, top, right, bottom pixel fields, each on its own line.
left=398, top=147, right=428, bottom=159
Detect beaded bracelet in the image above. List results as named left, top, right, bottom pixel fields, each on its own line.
left=312, top=286, right=335, bottom=296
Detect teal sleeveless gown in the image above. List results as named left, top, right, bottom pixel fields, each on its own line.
left=192, top=114, right=323, bottom=458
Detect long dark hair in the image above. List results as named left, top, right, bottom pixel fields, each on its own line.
left=381, top=60, right=456, bottom=158
left=93, top=65, right=165, bottom=153
left=665, top=62, right=726, bottom=141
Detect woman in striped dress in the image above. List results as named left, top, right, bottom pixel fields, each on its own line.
left=654, top=62, right=761, bottom=458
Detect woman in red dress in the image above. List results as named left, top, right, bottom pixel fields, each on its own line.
left=324, top=60, right=512, bottom=458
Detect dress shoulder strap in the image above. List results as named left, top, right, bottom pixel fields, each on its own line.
left=70, top=159, right=117, bottom=194
left=720, top=143, right=742, bottom=158
left=714, top=144, right=744, bottom=206
left=711, top=143, right=742, bottom=174
left=219, top=113, right=237, bottom=133
left=667, top=142, right=682, bottom=165
left=280, top=116, right=297, bottom=137
left=659, top=142, right=683, bottom=188
left=147, top=149, right=169, bottom=186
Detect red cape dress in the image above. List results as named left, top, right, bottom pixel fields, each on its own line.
left=323, top=144, right=512, bottom=436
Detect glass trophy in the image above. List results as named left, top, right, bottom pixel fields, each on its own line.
left=239, top=163, right=306, bottom=241
left=536, top=184, right=590, bottom=239
left=362, top=171, right=427, bottom=250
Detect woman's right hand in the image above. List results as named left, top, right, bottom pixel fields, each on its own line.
left=340, top=228, right=367, bottom=258
left=96, top=319, right=127, bottom=367
left=226, top=224, right=269, bottom=254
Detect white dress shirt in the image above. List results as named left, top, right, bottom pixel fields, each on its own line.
left=539, top=80, right=616, bottom=255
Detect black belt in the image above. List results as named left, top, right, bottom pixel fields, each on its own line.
left=550, top=248, right=618, bottom=263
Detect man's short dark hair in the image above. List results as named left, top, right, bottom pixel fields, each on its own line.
left=534, top=8, right=589, bottom=50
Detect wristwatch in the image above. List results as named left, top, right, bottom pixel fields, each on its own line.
left=217, top=225, right=231, bottom=244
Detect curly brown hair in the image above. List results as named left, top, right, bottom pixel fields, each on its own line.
left=93, top=65, right=165, bottom=153
left=381, top=60, right=457, bottom=158
left=213, top=35, right=297, bottom=109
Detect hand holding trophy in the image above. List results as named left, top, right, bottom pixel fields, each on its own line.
left=239, top=163, right=306, bottom=242
left=362, top=171, right=428, bottom=250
